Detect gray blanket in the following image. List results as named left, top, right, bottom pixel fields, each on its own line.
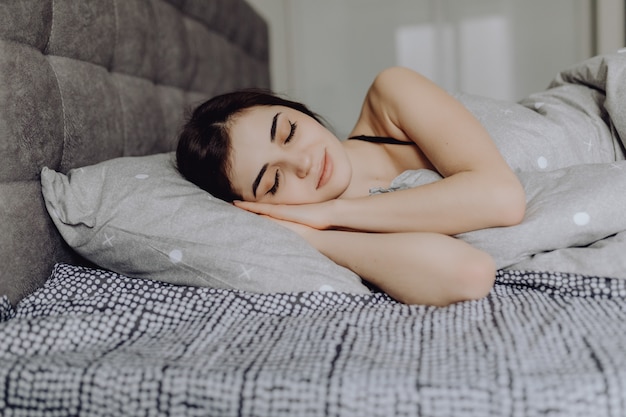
left=374, top=52, right=626, bottom=278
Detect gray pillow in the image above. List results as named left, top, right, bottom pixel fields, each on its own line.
left=40, top=153, right=370, bottom=295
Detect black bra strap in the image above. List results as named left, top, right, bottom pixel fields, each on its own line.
left=348, top=135, right=413, bottom=145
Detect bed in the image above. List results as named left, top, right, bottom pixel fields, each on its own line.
left=1, top=1, right=626, bottom=416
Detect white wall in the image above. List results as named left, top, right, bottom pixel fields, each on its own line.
left=596, top=0, right=626, bottom=54
left=247, top=0, right=293, bottom=96
left=249, top=0, right=624, bottom=138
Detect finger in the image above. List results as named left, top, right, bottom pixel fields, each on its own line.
left=233, top=200, right=270, bottom=214
left=234, top=201, right=310, bottom=226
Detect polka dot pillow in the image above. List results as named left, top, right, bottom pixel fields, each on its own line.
left=40, top=153, right=370, bottom=295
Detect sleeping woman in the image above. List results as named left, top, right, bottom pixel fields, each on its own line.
left=176, top=66, right=527, bottom=306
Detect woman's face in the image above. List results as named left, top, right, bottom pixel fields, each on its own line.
left=228, top=105, right=352, bottom=204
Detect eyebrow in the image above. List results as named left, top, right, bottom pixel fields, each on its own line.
left=252, top=112, right=281, bottom=197
left=270, top=112, right=280, bottom=142
left=252, top=163, right=268, bottom=198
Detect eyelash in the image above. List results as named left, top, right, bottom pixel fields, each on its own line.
left=285, top=120, right=297, bottom=143
left=268, top=170, right=280, bottom=195
left=267, top=120, right=297, bottom=195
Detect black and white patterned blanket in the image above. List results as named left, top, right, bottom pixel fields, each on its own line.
left=1, top=263, right=626, bottom=416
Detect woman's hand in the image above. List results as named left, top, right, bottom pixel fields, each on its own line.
left=234, top=200, right=335, bottom=230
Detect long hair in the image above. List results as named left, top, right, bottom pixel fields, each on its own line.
left=176, top=89, right=322, bottom=202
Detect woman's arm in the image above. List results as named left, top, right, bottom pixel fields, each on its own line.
left=304, top=227, right=496, bottom=306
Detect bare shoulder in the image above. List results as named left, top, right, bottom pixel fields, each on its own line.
left=349, top=67, right=437, bottom=140
left=370, top=66, right=426, bottom=92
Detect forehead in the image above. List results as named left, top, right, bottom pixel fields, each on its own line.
left=228, top=106, right=281, bottom=144
left=232, top=105, right=279, bottom=131
left=228, top=105, right=278, bottom=150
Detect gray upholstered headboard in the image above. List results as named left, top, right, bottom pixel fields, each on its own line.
left=0, top=0, right=270, bottom=304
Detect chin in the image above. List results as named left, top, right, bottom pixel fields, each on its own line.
left=327, top=178, right=351, bottom=201
left=334, top=163, right=353, bottom=199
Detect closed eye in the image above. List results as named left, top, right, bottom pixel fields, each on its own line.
left=267, top=169, right=280, bottom=195
left=285, top=121, right=297, bottom=143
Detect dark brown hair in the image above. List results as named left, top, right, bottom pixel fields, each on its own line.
left=176, top=89, right=322, bottom=202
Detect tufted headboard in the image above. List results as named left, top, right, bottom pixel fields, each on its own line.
left=0, top=0, right=270, bottom=304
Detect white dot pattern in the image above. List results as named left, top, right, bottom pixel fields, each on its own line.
left=1, top=264, right=625, bottom=416
left=537, top=156, right=548, bottom=169
left=573, top=211, right=591, bottom=226
left=168, top=249, right=183, bottom=263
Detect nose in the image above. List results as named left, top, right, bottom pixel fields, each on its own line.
left=285, top=150, right=312, bottom=178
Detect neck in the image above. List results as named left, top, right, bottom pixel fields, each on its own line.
left=339, top=140, right=388, bottom=199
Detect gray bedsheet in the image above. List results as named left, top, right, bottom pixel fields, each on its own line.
left=375, top=52, right=626, bottom=278
left=1, top=263, right=625, bottom=416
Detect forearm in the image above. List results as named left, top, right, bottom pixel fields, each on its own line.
left=330, top=170, right=525, bottom=235
left=304, top=229, right=496, bottom=306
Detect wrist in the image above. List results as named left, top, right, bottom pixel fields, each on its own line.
left=325, top=198, right=343, bottom=229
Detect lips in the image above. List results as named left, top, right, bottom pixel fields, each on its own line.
left=317, top=150, right=332, bottom=189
